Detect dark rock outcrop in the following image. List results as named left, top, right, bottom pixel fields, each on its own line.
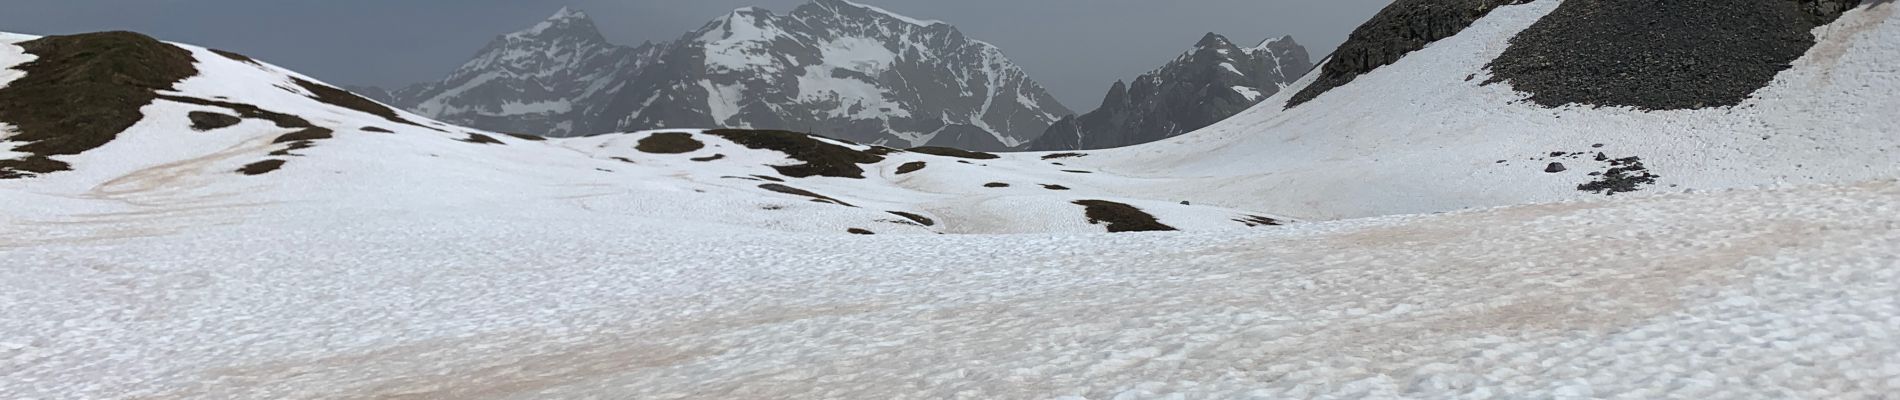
left=1487, top=0, right=1863, bottom=109
left=1286, top=0, right=1527, bottom=108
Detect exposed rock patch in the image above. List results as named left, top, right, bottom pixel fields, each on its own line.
left=984, top=182, right=1011, bottom=188
left=1578, top=156, right=1660, bottom=195
left=895, top=161, right=927, bottom=175
left=459, top=133, right=504, bottom=145
left=759, top=183, right=856, bottom=207
left=237, top=159, right=286, bottom=175
left=362, top=126, right=394, bottom=133
left=636, top=132, right=705, bottom=154
left=289, top=76, right=431, bottom=129
left=847, top=228, right=875, bottom=235
left=155, top=95, right=314, bottom=129
left=1487, top=0, right=1861, bottom=109
left=691, top=154, right=726, bottom=162
left=887, top=211, right=936, bottom=227
left=1042, top=184, right=1071, bottom=191
left=1041, top=152, right=1087, bottom=160
left=209, top=48, right=260, bottom=65
left=705, top=129, right=885, bottom=179
left=1235, top=215, right=1287, bottom=227
left=188, top=111, right=241, bottom=131
left=267, top=127, right=334, bottom=157
left=1073, top=200, right=1178, bottom=233
left=908, top=146, right=1000, bottom=160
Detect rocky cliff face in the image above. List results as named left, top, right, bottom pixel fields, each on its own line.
left=368, top=1, right=1069, bottom=150
left=1027, top=33, right=1310, bottom=151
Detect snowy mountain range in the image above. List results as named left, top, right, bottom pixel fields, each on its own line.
left=1027, top=33, right=1311, bottom=151
left=5, top=0, right=1900, bottom=397
left=360, top=1, right=1070, bottom=150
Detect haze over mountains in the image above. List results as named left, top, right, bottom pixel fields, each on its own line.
left=358, top=0, right=1310, bottom=151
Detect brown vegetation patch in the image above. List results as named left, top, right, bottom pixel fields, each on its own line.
left=984, top=182, right=1011, bottom=188
left=908, top=146, right=1000, bottom=160
left=155, top=94, right=313, bottom=128
left=459, top=133, right=504, bottom=145
left=636, top=132, right=705, bottom=154
left=1235, top=215, right=1287, bottom=227
left=691, top=154, right=726, bottom=162
left=188, top=111, right=241, bottom=131
left=1042, top=184, right=1071, bottom=191
left=705, top=129, right=884, bottom=179
left=237, top=159, right=286, bottom=175
left=208, top=48, right=259, bottom=65
left=848, top=228, right=875, bottom=235
left=0, top=31, right=197, bottom=178
left=887, top=211, right=936, bottom=226
left=362, top=126, right=393, bottom=133
left=289, top=76, right=430, bottom=129
left=895, top=161, right=926, bottom=175
left=272, top=127, right=334, bottom=144
left=1073, top=200, right=1178, bottom=233
left=759, top=183, right=856, bottom=207
left=268, top=127, right=334, bottom=157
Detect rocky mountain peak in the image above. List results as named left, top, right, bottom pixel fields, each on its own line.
left=1026, top=33, right=1312, bottom=151
left=797, top=0, right=948, bottom=27
left=372, top=4, right=1068, bottom=148
left=1194, top=32, right=1235, bottom=49
left=507, top=6, right=605, bottom=42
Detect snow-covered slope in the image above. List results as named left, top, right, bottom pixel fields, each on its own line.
left=5, top=1, right=1900, bottom=398
left=1027, top=33, right=1311, bottom=151
left=1065, top=0, right=1900, bottom=220
left=371, top=0, right=1070, bottom=149
left=0, top=31, right=1279, bottom=237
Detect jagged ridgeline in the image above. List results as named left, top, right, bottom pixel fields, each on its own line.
left=363, top=0, right=1070, bottom=151
left=1027, top=33, right=1311, bottom=151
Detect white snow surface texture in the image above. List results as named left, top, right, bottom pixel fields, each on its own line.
left=3, top=1, right=1900, bottom=399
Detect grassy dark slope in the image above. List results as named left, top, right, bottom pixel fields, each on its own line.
left=706, top=129, right=885, bottom=179
left=636, top=132, right=706, bottom=154
left=908, top=146, right=1000, bottom=160
left=1073, top=200, right=1178, bottom=233
left=289, top=77, right=431, bottom=129
left=0, top=31, right=197, bottom=178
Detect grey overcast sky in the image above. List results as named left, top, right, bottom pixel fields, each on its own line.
left=0, top=0, right=1392, bottom=108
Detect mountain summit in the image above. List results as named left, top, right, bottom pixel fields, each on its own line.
left=370, top=1, right=1070, bottom=149
left=1027, top=33, right=1310, bottom=151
